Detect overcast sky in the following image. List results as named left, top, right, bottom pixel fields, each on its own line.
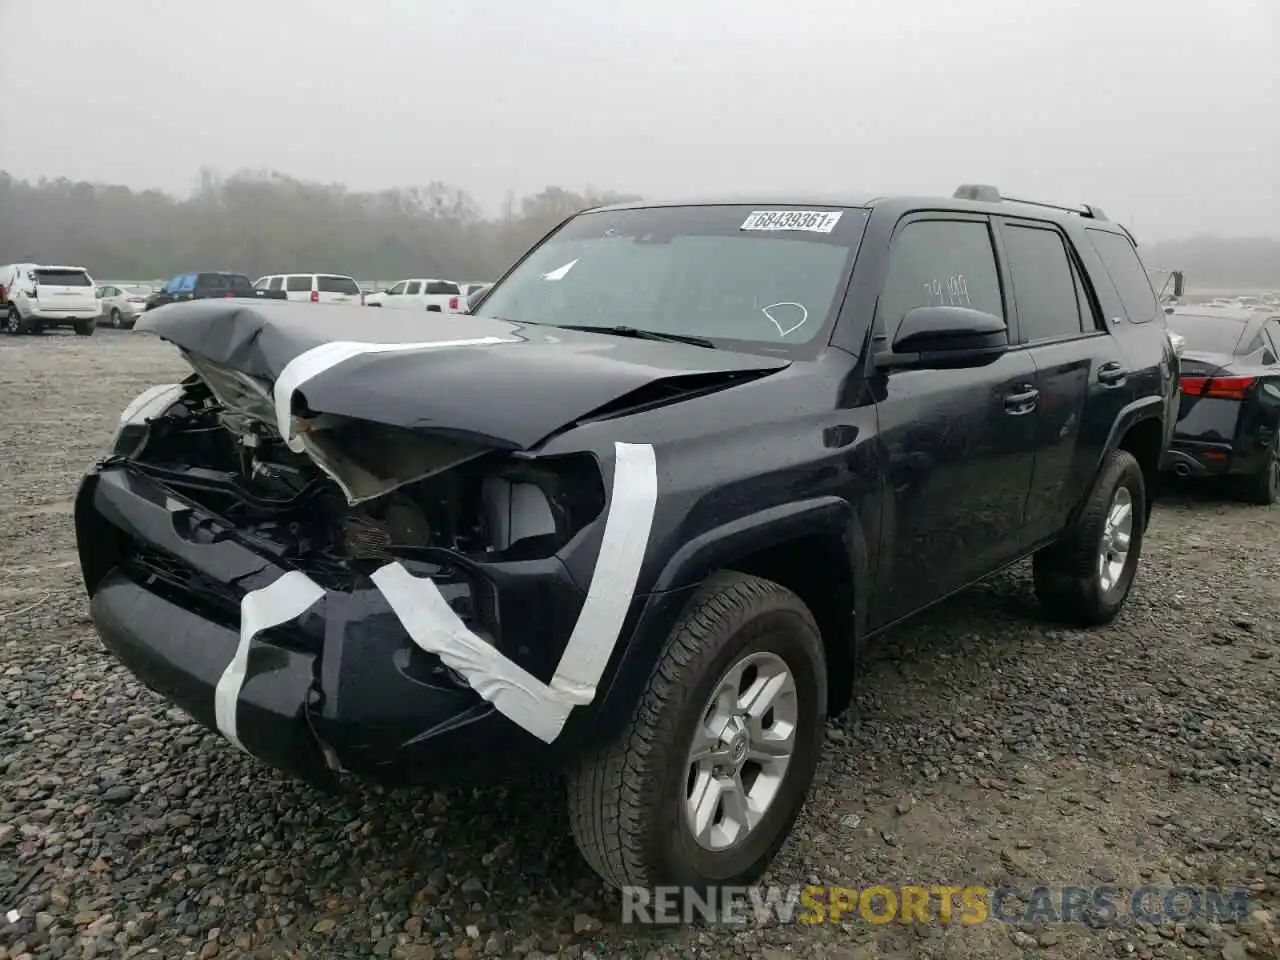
left=1, top=0, right=1275, bottom=241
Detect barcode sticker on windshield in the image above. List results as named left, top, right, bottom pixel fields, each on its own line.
left=740, top=210, right=843, bottom=233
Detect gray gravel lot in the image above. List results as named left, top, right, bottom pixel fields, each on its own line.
left=2, top=330, right=1279, bottom=960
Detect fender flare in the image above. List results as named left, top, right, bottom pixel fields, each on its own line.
left=588, top=496, right=870, bottom=739
left=1078, top=395, right=1166, bottom=523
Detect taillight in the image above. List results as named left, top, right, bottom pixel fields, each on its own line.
left=223, top=292, right=234, bottom=298
left=311, top=290, right=319, bottom=303
left=448, top=296, right=459, bottom=311
left=1178, top=375, right=1256, bottom=400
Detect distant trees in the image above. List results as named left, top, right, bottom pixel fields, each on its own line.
left=0, top=168, right=1274, bottom=288
left=0, top=168, right=641, bottom=281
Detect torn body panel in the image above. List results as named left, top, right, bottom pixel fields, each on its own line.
left=136, top=299, right=788, bottom=456
left=75, top=445, right=654, bottom=783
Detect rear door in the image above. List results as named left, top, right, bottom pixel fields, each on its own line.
left=996, top=218, right=1126, bottom=547
left=284, top=275, right=313, bottom=302
left=316, top=275, right=361, bottom=305
left=34, top=267, right=97, bottom=314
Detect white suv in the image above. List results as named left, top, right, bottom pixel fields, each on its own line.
left=253, top=273, right=363, bottom=305
left=1, top=263, right=99, bottom=336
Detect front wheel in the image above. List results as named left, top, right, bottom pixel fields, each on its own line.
left=110, top=309, right=124, bottom=329
left=1034, top=449, right=1146, bottom=626
left=566, top=571, right=827, bottom=892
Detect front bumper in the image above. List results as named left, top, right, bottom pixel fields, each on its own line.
left=74, top=464, right=635, bottom=788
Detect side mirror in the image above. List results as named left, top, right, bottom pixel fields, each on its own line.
left=874, top=306, right=1008, bottom=371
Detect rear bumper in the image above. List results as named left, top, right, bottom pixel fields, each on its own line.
left=74, top=463, right=648, bottom=788
left=28, top=308, right=97, bottom=325
left=1162, top=432, right=1273, bottom=478
left=1160, top=442, right=1229, bottom=478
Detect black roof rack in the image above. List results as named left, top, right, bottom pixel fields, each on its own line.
left=952, top=184, right=1109, bottom=222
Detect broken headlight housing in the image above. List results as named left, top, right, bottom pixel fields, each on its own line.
left=110, top=383, right=187, bottom=458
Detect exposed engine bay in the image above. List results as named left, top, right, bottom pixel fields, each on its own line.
left=118, top=360, right=606, bottom=582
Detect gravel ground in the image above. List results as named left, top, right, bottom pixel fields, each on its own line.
left=2, top=330, right=1279, bottom=960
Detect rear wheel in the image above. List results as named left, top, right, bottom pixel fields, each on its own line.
left=74, top=320, right=95, bottom=337
left=1034, top=449, right=1146, bottom=626
left=1236, top=435, right=1279, bottom=506
left=566, top=571, right=827, bottom=893
left=4, top=304, right=23, bottom=335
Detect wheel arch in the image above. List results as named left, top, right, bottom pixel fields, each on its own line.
left=649, top=497, right=868, bottom=716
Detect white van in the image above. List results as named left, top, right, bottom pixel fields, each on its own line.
left=1, top=263, right=99, bottom=335
left=253, top=273, right=364, bottom=306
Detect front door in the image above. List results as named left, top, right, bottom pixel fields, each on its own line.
left=869, top=214, right=1039, bottom=625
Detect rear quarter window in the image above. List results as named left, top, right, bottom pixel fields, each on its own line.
left=318, top=276, right=360, bottom=294
left=1085, top=229, right=1159, bottom=324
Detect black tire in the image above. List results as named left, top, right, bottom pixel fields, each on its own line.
left=566, top=571, right=828, bottom=893
left=1234, top=435, right=1279, bottom=506
left=74, top=320, right=95, bottom=337
left=3, top=303, right=23, bottom=336
left=110, top=309, right=123, bottom=329
left=1033, top=449, right=1146, bottom=627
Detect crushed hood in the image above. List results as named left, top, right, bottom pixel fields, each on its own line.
left=137, top=299, right=790, bottom=451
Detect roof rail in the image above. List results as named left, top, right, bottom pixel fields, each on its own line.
left=951, top=184, right=1109, bottom=222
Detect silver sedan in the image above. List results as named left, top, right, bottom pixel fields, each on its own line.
left=96, top=283, right=155, bottom=328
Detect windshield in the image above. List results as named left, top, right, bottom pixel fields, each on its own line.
left=1166, top=314, right=1247, bottom=354
left=475, top=204, right=869, bottom=352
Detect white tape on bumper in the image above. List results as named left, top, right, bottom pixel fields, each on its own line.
left=371, top=441, right=658, bottom=742
left=370, top=563, right=572, bottom=743
left=214, top=570, right=325, bottom=748
left=272, top=337, right=517, bottom=450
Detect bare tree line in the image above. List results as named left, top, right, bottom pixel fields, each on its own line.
left=0, top=168, right=1276, bottom=288
left=0, top=168, right=640, bottom=282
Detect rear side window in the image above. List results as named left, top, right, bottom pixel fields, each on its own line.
left=318, top=275, right=360, bottom=295
left=1086, top=229, right=1158, bottom=324
left=196, top=274, right=230, bottom=292
left=1002, top=224, right=1086, bottom=342
left=425, top=280, right=460, bottom=295
left=286, top=275, right=313, bottom=293
left=268, top=276, right=284, bottom=291
left=879, top=219, right=1004, bottom=337
left=405, top=281, right=423, bottom=295
left=35, top=268, right=91, bottom=287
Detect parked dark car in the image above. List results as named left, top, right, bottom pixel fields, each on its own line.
left=145, top=272, right=287, bottom=311
left=74, top=185, right=1176, bottom=894
left=1161, top=307, right=1280, bottom=504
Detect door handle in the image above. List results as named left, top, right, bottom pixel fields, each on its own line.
left=1004, top=385, right=1039, bottom=414
left=1098, top=363, right=1128, bottom=386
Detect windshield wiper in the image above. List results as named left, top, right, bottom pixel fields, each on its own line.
left=555, top=325, right=717, bottom=349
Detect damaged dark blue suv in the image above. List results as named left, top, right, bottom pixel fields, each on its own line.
left=75, top=185, right=1178, bottom=892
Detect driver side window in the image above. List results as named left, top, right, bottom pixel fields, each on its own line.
left=878, top=218, right=1005, bottom=340
left=388, top=282, right=406, bottom=295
